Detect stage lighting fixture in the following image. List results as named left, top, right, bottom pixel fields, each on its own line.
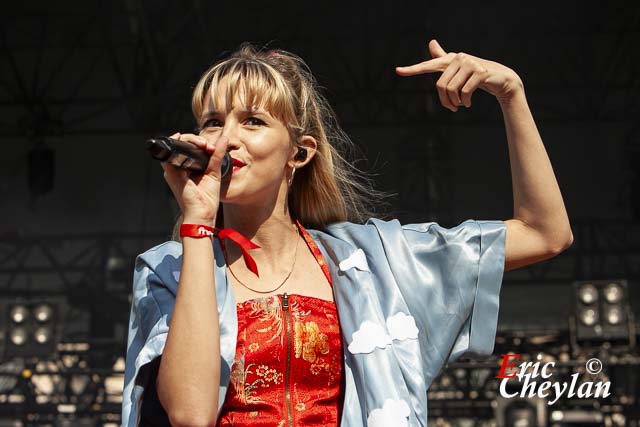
left=10, top=305, right=28, bottom=324
left=32, top=374, right=57, bottom=396
left=579, top=307, right=598, bottom=327
left=550, top=409, right=604, bottom=425
left=9, top=328, right=28, bottom=346
left=2, top=297, right=66, bottom=359
left=571, top=280, right=633, bottom=345
left=34, top=304, right=53, bottom=323
left=605, top=306, right=623, bottom=325
left=30, top=360, right=67, bottom=405
left=34, top=326, right=52, bottom=344
left=603, top=282, right=623, bottom=304
left=578, top=284, right=598, bottom=305
left=70, top=374, right=91, bottom=396
left=104, top=357, right=125, bottom=403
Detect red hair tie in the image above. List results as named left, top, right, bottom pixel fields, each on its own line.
left=180, top=224, right=261, bottom=277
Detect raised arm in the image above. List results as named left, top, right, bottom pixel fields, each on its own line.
left=496, top=88, right=573, bottom=270
left=396, top=39, right=573, bottom=272
left=156, top=133, right=229, bottom=426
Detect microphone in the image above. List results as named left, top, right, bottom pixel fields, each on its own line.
left=145, top=136, right=232, bottom=178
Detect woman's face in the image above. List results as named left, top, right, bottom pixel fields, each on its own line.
left=198, top=82, right=294, bottom=206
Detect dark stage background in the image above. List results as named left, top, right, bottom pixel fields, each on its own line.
left=1, top=1, right=639, bottom=426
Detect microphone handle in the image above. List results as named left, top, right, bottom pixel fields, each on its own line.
left=145, top=136, right=232, bottom=178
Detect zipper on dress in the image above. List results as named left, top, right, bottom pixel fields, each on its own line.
left=282, top=292, right=293, bottom=427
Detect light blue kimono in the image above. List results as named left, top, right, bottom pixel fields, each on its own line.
left=122, top=218, right=506, bottom=426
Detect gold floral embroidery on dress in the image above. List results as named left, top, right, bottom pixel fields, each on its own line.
left=230, top=358, right=285, bottom=404
left=292, top=309, right=341, bottom=387
left=310, top=353, right=342, bottom=386
left=245, top=296, right=311, bottom=344
left=294, top=321, right=330, bottom=363
left=245, top=297, right=282, bottom=343
left=230, top=296, right=313, bottom=406
left=255, top=364, right=284, bottom=386
left=229, top=343, right=252, bottom=403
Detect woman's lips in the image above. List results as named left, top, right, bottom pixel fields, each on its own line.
left=231, top=158, right=245, bottom=173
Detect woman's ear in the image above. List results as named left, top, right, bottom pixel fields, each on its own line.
left=288, top=135, right=317, bottom=168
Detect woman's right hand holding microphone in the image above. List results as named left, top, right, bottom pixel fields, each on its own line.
left=161, top=132, right=229, bottom=227
left=156, top=131, right=228, bottom=424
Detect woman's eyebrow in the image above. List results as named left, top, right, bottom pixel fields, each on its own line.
left=239, top=107, right=270, bottom=115
left=200, top=109, right=217, bottom=119
left=201, top=107, right=270, bottom=116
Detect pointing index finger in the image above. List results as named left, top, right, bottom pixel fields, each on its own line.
left=395, top=56, right=450, bottom=76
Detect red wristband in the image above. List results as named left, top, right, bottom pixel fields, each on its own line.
left=179, top=223, right=262, bottom=277
left=180, top=224, right=215, bottom=238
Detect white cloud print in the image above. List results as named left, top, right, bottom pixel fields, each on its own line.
left=347, top=320, right=392, bottom=354
left=339, top=249, right=370, bottom=272
left=386, top=312, right=419, bottom=341
left=367, top=398, right=411, bottom=427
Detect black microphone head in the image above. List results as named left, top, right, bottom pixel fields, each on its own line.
left=221, top=153, right=232, bottom=179
left=145, top=135, right=230, bottom=177
left=145, top=138, right=172, bottom=161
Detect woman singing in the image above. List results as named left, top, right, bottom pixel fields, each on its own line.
left=122, top=39, right=573, bottom=426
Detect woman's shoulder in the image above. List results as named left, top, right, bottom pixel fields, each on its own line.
left=137, top=240, right=183, bottom=267
left=306, top=218, right=404, bottom=254
left=319, top=217, right=500, bottom=235
left=311, top=218, right=501, bottom=253
left=314, top=217, right=411, bottom=240
left=140, top=240, right=182, bottom=256
left=315, top=217, right=399, bottom=233
left=132, top=241, right=184, bottom=295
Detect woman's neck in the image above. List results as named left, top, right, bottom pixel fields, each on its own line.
left=221, top=200, right=298, bottom=275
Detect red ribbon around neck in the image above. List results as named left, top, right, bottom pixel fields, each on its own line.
left=180, top=224, right=261, bottom=277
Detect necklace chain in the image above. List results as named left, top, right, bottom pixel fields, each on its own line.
left=224, top=223, right=300, bottom=294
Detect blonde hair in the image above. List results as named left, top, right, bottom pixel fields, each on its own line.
left=172, top=43, right=386, bottom=238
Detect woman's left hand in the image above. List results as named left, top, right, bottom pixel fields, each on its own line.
left=396, top=39, right=524, bottom=111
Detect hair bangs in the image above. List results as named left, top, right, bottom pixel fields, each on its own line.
left=193, top=59, right=297, bottom=129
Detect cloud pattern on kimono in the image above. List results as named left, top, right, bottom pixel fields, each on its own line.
left=367, top=398, right=411, bottom=427
left=339, top=249, right=370, bottom=272
left=347, top=320, right=392, bottom=354
left=386, top=312, right=419, bottom=341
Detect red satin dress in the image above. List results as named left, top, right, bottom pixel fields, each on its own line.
left=216, top=223, right=344, bottom=427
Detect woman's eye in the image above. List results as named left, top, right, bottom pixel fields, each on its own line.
left=202, top=119, right=222, bottom=128
left=245, top=117, right=265, bottom=126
